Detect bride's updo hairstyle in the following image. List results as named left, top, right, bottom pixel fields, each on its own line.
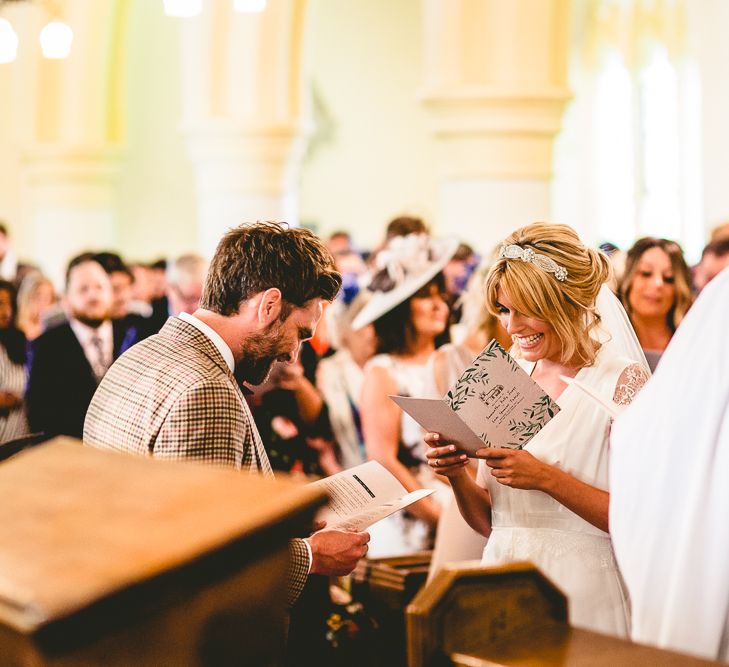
left=484, top=222, right=612, bottom=367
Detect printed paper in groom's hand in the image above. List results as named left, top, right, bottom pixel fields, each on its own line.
left=311, top=460, right=434, bottom=532
left=391, top=339, right=560, bottom=452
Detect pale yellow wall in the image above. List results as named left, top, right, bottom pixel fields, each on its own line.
left=298, top=0, right=439, bottom=249
left=114, top=0, right=197, bottom=261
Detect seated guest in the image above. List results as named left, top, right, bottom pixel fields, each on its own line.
left=618, top=237, right=693, bottom=372
left=316, top=292, right=377, bottom=470
left=356, top=233, right=457, bottom=557
left=610, top=267, right=729, bottom=661
left=693, top=237, right=729, bottom=293
left=26, top=254, right=128, bottom=438
left=17, top=272, right=56, bottom=342
left=93, top=252, right=153, bottom=350
left=148, top=254, right=208, bottom=333
left=0, top=281, right=29, bottom=444
left=426, top=223, right=649, bottom=638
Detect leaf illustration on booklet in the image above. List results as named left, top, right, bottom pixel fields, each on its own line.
left=391, top=339, right=560, bottom=452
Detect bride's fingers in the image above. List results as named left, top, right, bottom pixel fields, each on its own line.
left=429, top=454, right=468, bottom=468
left=426, top=444, right=457, bottom=459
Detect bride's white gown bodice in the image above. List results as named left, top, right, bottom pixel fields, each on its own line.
left=478, top=350, right=643, bottom=638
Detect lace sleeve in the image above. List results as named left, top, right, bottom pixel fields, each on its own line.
left=612, top=363, right=650, bottom=406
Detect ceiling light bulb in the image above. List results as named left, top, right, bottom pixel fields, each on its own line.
left=163, top=0, right=203, bottom=17
left=40, top=21, right=73, bottom=59
left=233, top=0, right=267, bottom=12
left=0, top=18, right=19, bottom=64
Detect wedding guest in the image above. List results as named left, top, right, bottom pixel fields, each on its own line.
left=619, top=237, right=693, bottom=372
left=26, top=254, right=127, bottom=438
left=693, top=237, right=729, bottom=293
left=316, top=292, right=377, bottom=470
left=610, top=267, right=729, bottom=661
left=17, top=272, right=56, bottom=342
left=0, top=281, right=29, bottom=444
left=355, top=233, right=457, bottom=557
left=427, top=223, right=649, bottom=638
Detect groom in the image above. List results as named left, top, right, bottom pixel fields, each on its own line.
left=84, top=222, right=369, bottom=605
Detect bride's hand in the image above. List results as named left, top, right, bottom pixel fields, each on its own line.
left=477, top=447, right=551, bottom=490
left=425, top=432, right=469, bottom=477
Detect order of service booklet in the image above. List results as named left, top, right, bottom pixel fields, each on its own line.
left=390, top=339, right=560, bottom=452
left=310, top=460, right=435, bottom=532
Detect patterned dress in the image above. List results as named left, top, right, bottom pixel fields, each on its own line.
left=0, top=344, right=28, bottom=445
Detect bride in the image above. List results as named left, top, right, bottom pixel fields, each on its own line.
left=426, top=222, right=649, bottom=638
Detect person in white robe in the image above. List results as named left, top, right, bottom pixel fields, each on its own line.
left=610, top=266, right=729, bottom=661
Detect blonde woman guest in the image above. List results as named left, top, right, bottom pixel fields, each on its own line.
left=356, top=233, right=457, bottom=557
left=17, top=272, right=56, bottom=342
left=619, top=237, right=693, bottom=372
left=427, top=223, right=650, bottom=638
left=316, top=292, right=377, bottom=470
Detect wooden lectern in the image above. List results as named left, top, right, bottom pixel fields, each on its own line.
left=406, top=563, right=722, bottom=667
left=0, top=438, right=325, bottom=666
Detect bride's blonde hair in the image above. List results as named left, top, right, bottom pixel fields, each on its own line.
left=484, top=222, right=612, bottom=367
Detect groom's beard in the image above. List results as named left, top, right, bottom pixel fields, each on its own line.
left=233, top=326, right=284, bottom=386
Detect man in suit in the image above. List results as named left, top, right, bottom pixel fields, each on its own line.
left=26, top=254, right=129, bottom=438
left=84, top=222, right=369, bottom=606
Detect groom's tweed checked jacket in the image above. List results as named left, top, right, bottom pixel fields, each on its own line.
left=84, top=317, right=309, bottom=603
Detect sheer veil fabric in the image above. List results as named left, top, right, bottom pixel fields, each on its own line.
left=610, top=267, right=729, bottom=661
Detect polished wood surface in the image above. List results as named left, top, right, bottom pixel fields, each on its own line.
left=407, top=563, right=721, bottom=667
left=0, top=438, right=325, bottom=665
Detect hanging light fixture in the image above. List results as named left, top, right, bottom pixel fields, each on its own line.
left=0, top=16, right=19, bottom=63
left=163, top=0, right=202, bottom=18
left=233, top=0, right=266, bottom=12
left=39, top=19, right=72, bottom=59
left=0, top=0, right=74, bottom=61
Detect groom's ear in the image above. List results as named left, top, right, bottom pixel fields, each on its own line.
left=257, top=288, right=283, bottom=325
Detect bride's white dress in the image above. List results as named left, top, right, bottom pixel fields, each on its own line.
left=477, top=349, right=648, bottom=638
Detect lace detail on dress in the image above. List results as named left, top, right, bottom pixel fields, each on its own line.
left=612, top=363, right=650, bottom=406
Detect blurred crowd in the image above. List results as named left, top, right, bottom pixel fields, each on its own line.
left=1, top=215, right=728, bottom=504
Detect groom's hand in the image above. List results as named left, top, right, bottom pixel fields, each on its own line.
left=306, top=529, right=370, bottom=576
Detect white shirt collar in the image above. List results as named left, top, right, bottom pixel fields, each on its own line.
left=69, top=318, right=114, bottom=370
left=69, top=318, right=113, bottom=349
left=179, top=312, right=235, bottom=373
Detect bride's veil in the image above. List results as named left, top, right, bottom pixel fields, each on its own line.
left=593, top=283, right=649, bottom=370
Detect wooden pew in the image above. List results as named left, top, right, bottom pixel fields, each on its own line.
left=0, top=438, right=325, bottom=666
left=406, top=562, right=722, bottom=667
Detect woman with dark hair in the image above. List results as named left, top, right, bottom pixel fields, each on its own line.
left=0, top=280, right=29, bottom=444
left=354, top=233, right=457, bottom=556
left=619, top=237, right=693, bottom=372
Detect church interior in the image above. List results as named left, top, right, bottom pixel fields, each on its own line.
left=0, top=1, right=728, bottom=665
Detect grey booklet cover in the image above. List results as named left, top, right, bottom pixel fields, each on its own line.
left=391, top=339, right=560, bottom=452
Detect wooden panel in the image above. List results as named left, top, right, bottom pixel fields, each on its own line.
left=0, top=438, right=324, bottom=664
left=407, top=564, right=721, bottom=667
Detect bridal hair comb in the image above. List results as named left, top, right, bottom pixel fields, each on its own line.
left=499, top=244, right=568, bottom=282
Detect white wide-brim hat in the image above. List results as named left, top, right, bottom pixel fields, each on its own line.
left=351, top=234, right=460, bottom=331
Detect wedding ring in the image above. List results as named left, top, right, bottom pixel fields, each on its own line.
left=434, top=459, right=440, bottom=467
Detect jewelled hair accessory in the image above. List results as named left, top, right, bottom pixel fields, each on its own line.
left=499, top=244, right=568, bottom=282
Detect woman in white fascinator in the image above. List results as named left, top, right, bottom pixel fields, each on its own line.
left=610, top=267, right=729, bottom=661
left=426, top=222, right=649, bottom=638
left=354, top=233, right=458, bottom=557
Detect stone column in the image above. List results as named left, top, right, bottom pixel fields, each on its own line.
left=11, top=0, right=129, bottom=286
left=421, top=0, right=572, bottom=250
left=179, top=0, right=307, bottom=256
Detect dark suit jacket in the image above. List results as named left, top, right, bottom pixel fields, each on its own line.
left=26, top=321, right=129, bottom=439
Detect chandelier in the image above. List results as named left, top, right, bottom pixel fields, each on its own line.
left=163, top=0, right=267, bottom=18
left=0, top=0, right=73, bottom=64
